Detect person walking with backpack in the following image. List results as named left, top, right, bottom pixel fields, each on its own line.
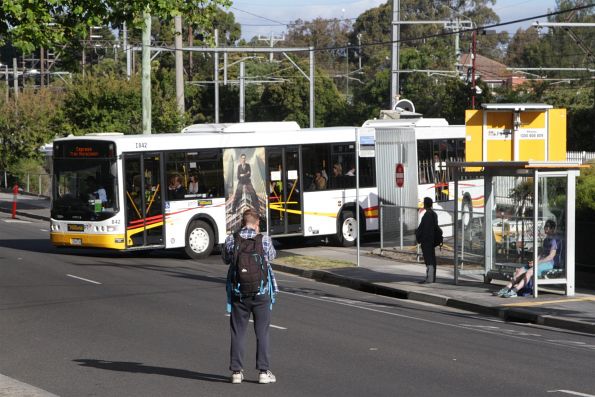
left=223, top=209, right=278, bottom=384
left=415, top=197, right=442, bottom=283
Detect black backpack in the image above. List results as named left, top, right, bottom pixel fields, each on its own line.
left=232, top=233, right=268, bottom=296
left=433, top=211, right=443, bottom=248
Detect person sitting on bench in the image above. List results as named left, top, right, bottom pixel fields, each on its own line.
left=497, top=220, right=559, bottom=298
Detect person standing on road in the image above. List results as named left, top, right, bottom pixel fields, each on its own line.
left=223, top=209, right=278, bottom=384
left=416, top=197, right=439, bottom=283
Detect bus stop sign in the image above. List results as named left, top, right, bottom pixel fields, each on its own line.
left=396, top=163, right=404, bottom=187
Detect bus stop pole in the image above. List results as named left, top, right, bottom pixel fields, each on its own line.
left=356, top=128, right=360, bottom=267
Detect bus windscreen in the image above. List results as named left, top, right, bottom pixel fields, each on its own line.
left=52, top=140, right=119, bottom=221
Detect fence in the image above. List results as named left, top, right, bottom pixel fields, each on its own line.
left=1, top=170, right=51, bottom=197
left=379, top=203, right=486, bottom=269
left=567, top=151, right=595, bottom=164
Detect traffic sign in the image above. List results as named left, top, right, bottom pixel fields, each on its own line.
left=395, top=163, right=404, bottom=187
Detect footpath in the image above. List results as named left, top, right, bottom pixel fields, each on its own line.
left=2, top=191, right=594, bottom=335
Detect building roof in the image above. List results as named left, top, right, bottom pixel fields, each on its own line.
left=460, top=54, right=515, bottom=82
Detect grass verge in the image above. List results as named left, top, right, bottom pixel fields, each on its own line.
left=274, top=253, right=355, bottom=270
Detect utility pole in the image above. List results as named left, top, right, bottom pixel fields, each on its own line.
left=258, top=33, right=285, bottom=62
left=188, top=26, right=194, bottom=74
left=346, top=43, right=350, bottom=100
left=174, top=15, right=185, bottom=114
left=309, top=47, right=315, bottom=128
left=239, top=61, right=245, bottom=122
left=40, top=47, right=45, bottom=87
left=142, top=10, right=152, bottom=134
left=214, top=29, right=219, bottom=123
left=391, top=0, right=400, bottom=109
left=471, top=29, right=476, bottom=109
left=13, top=58, right=18, bottom=101
left=357, top=33, right=362, bottom=70
left=123, top=22, right=131, bottom=79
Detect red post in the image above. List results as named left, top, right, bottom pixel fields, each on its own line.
left=12, top=183, right=18, bottom=219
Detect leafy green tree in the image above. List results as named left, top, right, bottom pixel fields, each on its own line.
left=576, top=162, right=595, bottom=216
left=255, top=61, right=347, bottom=127
left=0, top=89, right=62, bottom=169
left=61, top=74, right=142, bottom=135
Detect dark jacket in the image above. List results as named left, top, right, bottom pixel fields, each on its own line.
left=416, top=209, right=438, bottom=246
left=237, top=163, right=252, bottom=185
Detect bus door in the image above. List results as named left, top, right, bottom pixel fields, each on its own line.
left=267, top=147, right=302, bottom=235
left=124, top=153, right=164, bottom=248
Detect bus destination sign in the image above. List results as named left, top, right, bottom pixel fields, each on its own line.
left=68, top=146, right=100, bottom=158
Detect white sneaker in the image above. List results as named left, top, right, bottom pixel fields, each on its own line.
left=258, top=370, right=276, bottom=384
left=231, top=371, right=243, bottom=384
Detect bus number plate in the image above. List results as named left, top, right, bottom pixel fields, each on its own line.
left=71, top=238, right=82, bottom=245
left=68, top=224, right=85, bottom=232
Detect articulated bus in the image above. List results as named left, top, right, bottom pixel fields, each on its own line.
left=50, top=118, right=483, bottom=256
left=50, top=122, right=379, bottom=258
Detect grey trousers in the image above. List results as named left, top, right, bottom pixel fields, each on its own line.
left=230, top=293, right=271, bottom=371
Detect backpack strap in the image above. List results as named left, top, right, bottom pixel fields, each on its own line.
left=254, top=234, right=265, bottom=263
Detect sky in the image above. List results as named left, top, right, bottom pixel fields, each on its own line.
left=231, top=0, right=559, bottom=40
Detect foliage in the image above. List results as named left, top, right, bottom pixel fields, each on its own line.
left=576, top=162, right=595, bottom=217
left=0, top=89, right=62, bottom=170
left=1, top=0, right=231, bottom=53
left=255, top=60, right=347, bottom=127
left=60, top=74, right=141, bottom=135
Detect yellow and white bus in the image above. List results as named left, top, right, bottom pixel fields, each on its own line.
left=50, top=122, right=379, bottom=258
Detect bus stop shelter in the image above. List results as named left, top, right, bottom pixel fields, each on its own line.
left=449, top=161, right=582, bottom=297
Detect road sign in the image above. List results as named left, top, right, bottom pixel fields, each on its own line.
left=395, top=163, right=404, bottom=188
left=358, top=128, right=375, bottom=158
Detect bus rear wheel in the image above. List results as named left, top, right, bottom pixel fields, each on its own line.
left=335, top=210, right=357, bottom=247
left=185, top=220, right=214, bottom=259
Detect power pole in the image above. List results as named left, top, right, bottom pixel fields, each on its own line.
left=391, top=0, right=400, bottom=109
left=123, top=22, right=131, bottom=79
left=258, top=33, right=285, bottom=62
left=239, top=61, right=245, bottom=122
left=40, top=47, right=45, bottom=88
left=13, top=58, right=18, bottom=101
left=142, top=10, right=152, bottom=134
left=471, top=29, right=477, bottom=110
left=174, top=15, right=185, bottom=114
left=214, top=29, right=219, bottom=123
left=357, top=33, right=362, bottom=70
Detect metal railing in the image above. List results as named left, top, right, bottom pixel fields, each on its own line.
left=1, top=170, right=51, bottom=197
left=567, top=151, right=595, bottom=164
left=379, top=203, right=486, bottom=270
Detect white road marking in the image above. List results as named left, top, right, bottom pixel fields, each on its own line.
left=0, top=373, right=59, bottom=396
left=40, top=229, right=49, bottom=232
left=66, top=274, right=101, bottom=285
left=281, top=290, right=595, bottom=352
left=548, top=390, right=595, bottom=397
left=2, top=219, right=31, bottom=224
left=224, top=314, right=287, bottom=330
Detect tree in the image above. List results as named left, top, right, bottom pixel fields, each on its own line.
left=0, top=89, right=62, bottom=170
left=1, top=0, right=231, bottom=66
left=61, top=74, right=142, bottom=135
left=256, top=61, right=347, bottom=127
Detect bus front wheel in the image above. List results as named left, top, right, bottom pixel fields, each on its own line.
left=185, top=220, right=214, bottom=259
left=336, top=210, right=357, bottom=247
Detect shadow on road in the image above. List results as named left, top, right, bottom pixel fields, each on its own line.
left=73, top=359, right=229, bottom=383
